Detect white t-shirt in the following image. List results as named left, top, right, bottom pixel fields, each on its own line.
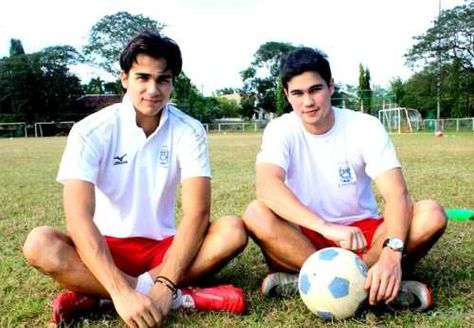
left=256, top=107, right=401, bottom=225
left=57, top=95, right=211, bottom=240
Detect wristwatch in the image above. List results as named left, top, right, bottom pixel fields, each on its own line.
left=383, top=237, right=404, bottom=253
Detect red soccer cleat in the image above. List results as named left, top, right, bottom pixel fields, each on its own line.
left=50, top=291, right=100, bottom=325
left=181, top=284, right=246, bottom=314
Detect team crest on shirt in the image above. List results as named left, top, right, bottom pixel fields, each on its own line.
left=159, top=145, right=169, bottom=167
left=338, top=162, right=356, bottom=186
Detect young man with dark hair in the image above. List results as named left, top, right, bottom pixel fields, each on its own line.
left=23, top=31, right=247, bottom=327
left=243, top=47, right=447, bottom=311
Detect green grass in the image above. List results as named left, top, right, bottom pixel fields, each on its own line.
left=0, top=132, right=473, bottom=327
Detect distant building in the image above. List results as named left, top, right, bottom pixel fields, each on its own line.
left=76, top=94, right=123, bottom=114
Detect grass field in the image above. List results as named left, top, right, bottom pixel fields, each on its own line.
left=0, top=132, right=473, bottom=327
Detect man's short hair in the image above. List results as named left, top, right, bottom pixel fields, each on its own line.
left=280, top=47, right=332, bottom=89
left=119, top=30, right=182, bottom=78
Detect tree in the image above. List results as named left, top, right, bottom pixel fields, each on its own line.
left=172, top=73, right=222, bottom=123
left=358, top=64, right=372, bottom=114
left=0, top=53, right=39, bottom=121
left=83, top=11, right=165, bottom=75
left=393, top=60, right=474, bottom=118
left=389, top=77, right=405, bottom=106
left=214, top=87, right=237, bottom=96
left=241, top=42, right=295, bottom=114
left=275, top=77, right=290, bottom=116
left=9, top=39, right=25, bottom=57
left=214, top=97, right=240, bottom=118
left=403, top=2, right=474, bottom=118
left=35, top=46, right=84, bottom=121
left=240, top=94, right=257, bottom=120
left=103, top=80, right=124, bottom=94
left=85, top=77, right=105, bottom=94
left=0, top=42, right=83, bottom=122
left=406, top=2, right=473, bottom=73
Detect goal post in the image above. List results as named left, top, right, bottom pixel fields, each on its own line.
left=34, top=121, right=75, bottom=137
left=0, top=122, right=27, bottom=138
left=378, top=108, right=422, bottom=133
left=217, top=122, right=258, bottom=132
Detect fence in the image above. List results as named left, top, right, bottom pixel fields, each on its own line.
left=11, top=117, right=473, bottom=138
left=423, top=118, right=474, bottom=132
left=203, top=121, right=267, bottom=133
left=0, top=122, right=27, bottom=137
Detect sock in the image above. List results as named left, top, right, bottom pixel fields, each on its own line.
left=135, top=272, right=183, bottom=310
left=180, top=291, right=196, bottom=309
left=171, top=289, right=183, bottom=310
left=135, top=272, right=154, bottom=294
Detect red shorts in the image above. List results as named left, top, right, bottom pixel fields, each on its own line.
left=104, top=236, right=174, bottom=277
left=300, top=218, right=383, bottom=257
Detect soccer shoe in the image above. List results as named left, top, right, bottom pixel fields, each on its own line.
left=181, top=284, right=246, bottom=314
left=261, top=272, right=298, bottom=297
left=50, top=291, right=100, bottom=325
left=392, top=280, right=434, bottom=312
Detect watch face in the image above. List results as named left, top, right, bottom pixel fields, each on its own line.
left=385, top=238, right=404, bottom=251
left=389, top=238, right=404, bottom=248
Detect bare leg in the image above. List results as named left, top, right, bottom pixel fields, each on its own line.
left=161, top=215, right=248, bottom=286
left=361, top=199, right=447, bottom=271
left=22, top=216, right=247, bottom=295
left=242, top=200, right=316, bottom=272
left=22, top=226, right=133, bottom=297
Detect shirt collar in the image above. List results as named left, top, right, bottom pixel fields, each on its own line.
left=120, top=93, right=170, bottom=138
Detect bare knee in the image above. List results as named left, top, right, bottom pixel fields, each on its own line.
left=411, top=200, right=448, bottom=241
left=215, top=216, right=248, bottom=252
left=23, top=226, right=70, bottom=274
left=416, top=200, right=447, bottom=230
left=243, top=200, right=281, bottom=241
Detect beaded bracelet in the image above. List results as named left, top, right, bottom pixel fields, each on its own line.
left=154, top=275, right=178, bottom=299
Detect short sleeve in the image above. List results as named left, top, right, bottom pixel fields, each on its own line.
left=177, top=124, right=211, bottom=180
left=363, top=117, right=401, bottom=179
left=256, top=120, right=290, bottom=172
left=56, top=126, right=100, bottom=184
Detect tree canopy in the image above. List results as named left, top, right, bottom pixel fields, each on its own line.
left=400, top=2, right=474, bottom=118
left=0, top=42, right=83, bottom=122
left=405, top=2, right=473, bottom=73
left=241, top=42, right=295, bottom=115
left=83, top=11, right=165, bottom=75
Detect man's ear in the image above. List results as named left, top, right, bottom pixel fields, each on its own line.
left=328, top=78, right=335, bottom=96
left=120, top=71, right=128, bottom=90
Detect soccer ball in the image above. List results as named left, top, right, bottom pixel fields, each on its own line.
left=298, top=247, right=368, bottom=320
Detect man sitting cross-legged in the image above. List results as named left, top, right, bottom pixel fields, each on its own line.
left=23, top=31, right=247, bottom=327
left=243, top=47, right=447, bottom=313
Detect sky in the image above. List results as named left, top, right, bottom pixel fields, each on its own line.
left=0, top=0, right=466, bottom=95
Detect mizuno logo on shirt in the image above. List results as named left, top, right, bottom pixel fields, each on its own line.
left=113, top=154, right=128, bottom=165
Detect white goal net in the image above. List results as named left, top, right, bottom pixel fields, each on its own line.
left=0, top=122, right=27, bottom=138
left=378, top=108, right=422, bottom=133
left=34, top=121, right=75, bottom=137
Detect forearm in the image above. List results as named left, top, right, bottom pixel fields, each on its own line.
left=258, top=180, right=326, bottom=232
left=153, top=211, right=209, bottom=285
left=381, top=190, right=411, bottom=242
left=63, top=180, right=132, bottom=296
left=67, top=215, right=133, bottom=296
left=150, top=177, right=211, bottom=285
